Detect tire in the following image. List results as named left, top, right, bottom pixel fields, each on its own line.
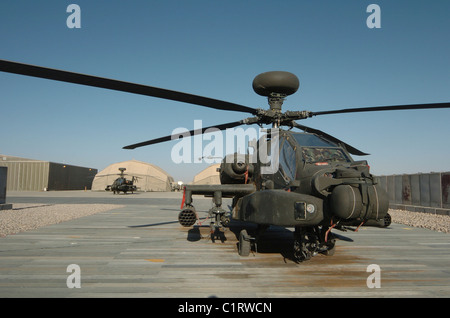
left=238, top=229, right=251, bottom=256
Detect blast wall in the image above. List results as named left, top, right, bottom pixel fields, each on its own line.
left=377, top=172, right=450, bottom=215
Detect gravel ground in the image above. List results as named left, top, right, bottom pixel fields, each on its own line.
left=1, top=204, right=449, bottom=237
left=0, top=203, right=122, bottom=237
left=388, top=209, right=450, bottom=233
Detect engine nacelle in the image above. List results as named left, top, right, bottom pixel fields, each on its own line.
left=329, top=183, right=389, bottom=221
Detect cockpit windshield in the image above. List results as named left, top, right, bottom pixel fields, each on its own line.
left=292, top=133, right=337, bottom=147
left=291, top=133, right=351, bottom=164
left=301, top=147, right=350, bottom=164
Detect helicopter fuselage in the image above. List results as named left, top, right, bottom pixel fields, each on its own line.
left=230, top=129, right=389, bottom=227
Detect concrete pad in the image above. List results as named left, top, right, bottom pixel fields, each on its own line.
left=1, top=191, right=449, bottom=299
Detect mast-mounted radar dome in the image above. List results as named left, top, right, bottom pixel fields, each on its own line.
left=252, top=71, right=299, bottom=97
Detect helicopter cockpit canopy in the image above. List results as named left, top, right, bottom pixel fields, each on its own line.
left=301, top=147, right=350, bottom=164
left=113, top=177, right=126, bottom=185
left=290, top=133, right=351, bottom=164
left=291, top=132, right=337, bottom=147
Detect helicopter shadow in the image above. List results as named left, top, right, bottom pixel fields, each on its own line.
left=128, top=216, right=209, bottom=229
left=127, top=215, right=354, bottom=262
left=186, top=225, right=225, bottom=242
left=228, top=222, right=297, bottom=261
left=227, top=221, right=354, bottom=263
left=128, top=220, right=179, bottom=228
left=112, top=191, right=141, bottom=195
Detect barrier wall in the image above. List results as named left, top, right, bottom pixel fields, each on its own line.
left=0, top=167, right=6, bottom=204
left=377, top=172, right=450, bottom=215
left=0, top=166, right=12, bottom=210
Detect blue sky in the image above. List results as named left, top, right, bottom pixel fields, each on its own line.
left=1, top=0, right=449, bottom=182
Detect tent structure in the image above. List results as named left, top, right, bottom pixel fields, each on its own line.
left=92, top=160, right=174, bottom=192
left=192, top=164, right=221, bottom=185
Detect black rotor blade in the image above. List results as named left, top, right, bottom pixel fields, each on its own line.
left=123, top=120, right=247, bottom=149
left=311, top=102, right=450, bottom=116
left=0, top=59, right=258, bottom=115
left=290, top=121, right=369, bottom=156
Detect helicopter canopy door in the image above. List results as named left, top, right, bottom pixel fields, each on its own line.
left=278, top=138, right=297, bottom=182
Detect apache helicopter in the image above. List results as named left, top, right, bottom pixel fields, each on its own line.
left=1, top=59, right=449, bottom=262
left=106, top=167, right=138, bottom=194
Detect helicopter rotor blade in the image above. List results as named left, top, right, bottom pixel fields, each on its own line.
left=311, top=102, right=450, bottom=116
left=123, top=119, right=252, bottom=149
left=0, top=59, right=258, bottom=115
left=290, top=121, right=369, bottom=156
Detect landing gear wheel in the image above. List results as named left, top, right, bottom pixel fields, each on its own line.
left=321, top=227, right=336, bottom=256
left=323, top=244, right=336, bottom=256
left=238, top=229, right=251, bottom=256
left=294, top=238, right=312, bottom=262
left=383, top=213, right=392, bottom=227
left=293, top=227, right=319, bottom=263
left=322, top=233, right=336, bottom=256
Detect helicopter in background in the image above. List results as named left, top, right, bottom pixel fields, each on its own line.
left=105, top=167, right=138, bottom=194
left=0, top=59, right=448, bottom=262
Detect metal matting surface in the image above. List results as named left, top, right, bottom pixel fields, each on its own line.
left=1, top=191, right=449, bottom=298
